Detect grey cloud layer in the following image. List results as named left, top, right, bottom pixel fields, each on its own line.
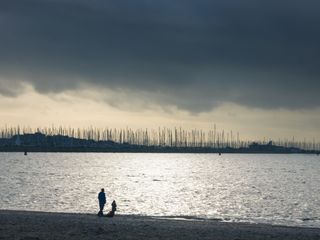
left=0, top=0, right=320, bottom=111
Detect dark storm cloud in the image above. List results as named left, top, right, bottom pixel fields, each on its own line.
left=0, top=0, right=320, bottom=111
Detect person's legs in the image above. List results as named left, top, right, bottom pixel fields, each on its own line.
left=98, top=203, right=104, bottom=216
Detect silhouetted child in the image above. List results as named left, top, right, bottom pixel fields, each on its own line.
left=105, top=200, right=117, bottom=217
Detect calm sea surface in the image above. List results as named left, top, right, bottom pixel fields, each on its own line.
left=0, top=153, right=319, bottom=227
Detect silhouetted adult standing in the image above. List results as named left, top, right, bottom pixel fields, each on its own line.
left=98, top=188, right=106, bottom=217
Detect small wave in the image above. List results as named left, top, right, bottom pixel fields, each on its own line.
left=302, top=217, right=319, bottom=222
left=153, top=215, right=222, bottom=222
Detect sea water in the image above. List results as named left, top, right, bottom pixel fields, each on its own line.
left=0, top=152, right=319, bottom=227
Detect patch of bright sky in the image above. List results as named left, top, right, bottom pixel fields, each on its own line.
left=0, top=85, right=319, bottom=142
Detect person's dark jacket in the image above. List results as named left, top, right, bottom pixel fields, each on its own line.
left=98, top=192, right=106, bottom=205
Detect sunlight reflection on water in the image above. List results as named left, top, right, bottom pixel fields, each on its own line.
left=0, top=152, right=320, bottom=227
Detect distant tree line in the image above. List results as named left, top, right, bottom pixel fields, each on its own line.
left=0, top=125, right=319, bottom=151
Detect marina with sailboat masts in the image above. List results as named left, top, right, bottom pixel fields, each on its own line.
left=0, top=125, right=319, bottom=153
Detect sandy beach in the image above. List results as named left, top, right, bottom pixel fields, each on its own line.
left=0, top=210, right=320, bottom=240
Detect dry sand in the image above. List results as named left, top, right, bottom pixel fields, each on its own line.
left=1, top=210, right=320, bottom=240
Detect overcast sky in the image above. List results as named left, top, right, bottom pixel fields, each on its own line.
left=0, top=0, right=319, bottom=140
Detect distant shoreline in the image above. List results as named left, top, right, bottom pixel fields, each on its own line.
left=0, top=145, right=319, bottom=154
left=1, top=210, right=319, bottom=240
left=0, top=147, right=319, bottom=154
left=1, top=132, right=319, bottom=154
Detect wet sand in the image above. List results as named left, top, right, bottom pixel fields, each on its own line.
left=1, top=210, right=320, bottom=240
